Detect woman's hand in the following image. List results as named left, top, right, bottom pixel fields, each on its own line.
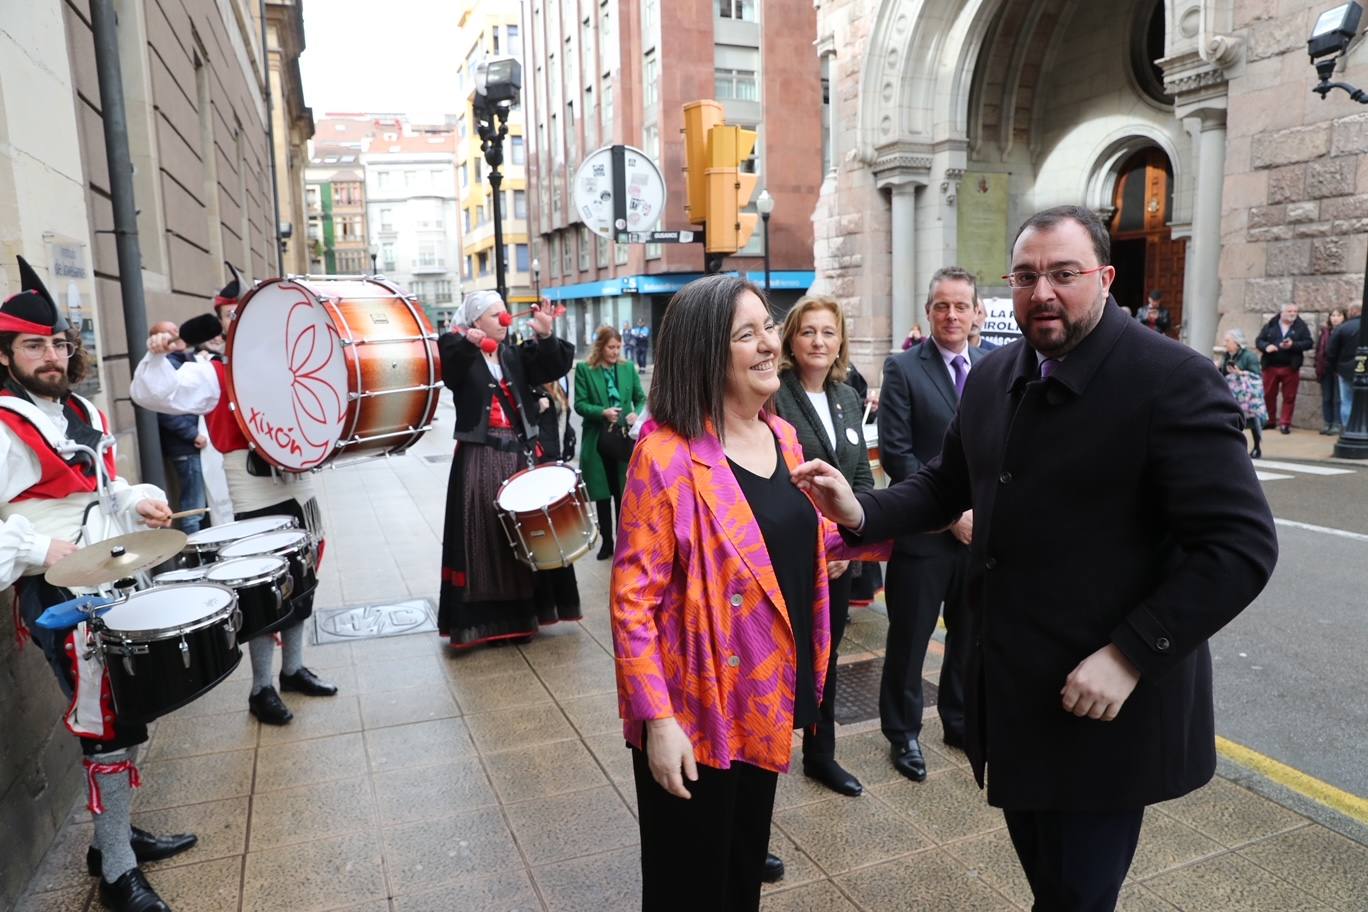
left=603, top=406, right=622, bottom=425
left=646, top=717, right=697, bottom=799
left=827, top=559, right=850, bottom=579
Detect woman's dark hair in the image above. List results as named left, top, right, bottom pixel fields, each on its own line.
left=0, top=328, right=90, bottom=389
left=649, top=274, right=767, bottom=442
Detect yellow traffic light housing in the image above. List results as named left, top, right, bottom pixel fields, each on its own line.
left=682, top=100, right=723, bottom=227
left=704, top=124, right=759, bottom=255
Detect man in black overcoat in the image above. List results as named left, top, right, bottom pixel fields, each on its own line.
left=793, top=206, right=1278, bottom=911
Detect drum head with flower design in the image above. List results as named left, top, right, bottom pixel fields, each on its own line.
left=227, top=279, right=349, bottom=470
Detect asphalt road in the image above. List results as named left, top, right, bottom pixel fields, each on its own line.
left=1212, top=459, right=1368, bottom=800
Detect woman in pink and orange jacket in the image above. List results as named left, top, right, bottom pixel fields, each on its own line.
left=610, top=275, right=890, bottom=912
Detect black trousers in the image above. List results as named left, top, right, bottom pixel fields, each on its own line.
left=596, top=454, right=622, bottom=545
left=881, top=548, right=969, bottom=744
left=802, top=572, right=851, bottom=761
left=1004, top=807, right=1144, bottom=912
left=632, top=735, right=777, bottom=912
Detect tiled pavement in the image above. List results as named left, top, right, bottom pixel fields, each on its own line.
left=15, top=393, right=1368, bottom=912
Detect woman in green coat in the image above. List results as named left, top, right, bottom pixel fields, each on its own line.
left=574, top=325, right=647, bottom=558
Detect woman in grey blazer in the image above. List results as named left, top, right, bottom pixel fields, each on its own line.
left=772, top=295, right=874, bottom=797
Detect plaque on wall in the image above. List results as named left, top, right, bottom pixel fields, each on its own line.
left=44, top=235, right=101, bottom=399
left=957, top=172, right=1010, bottom=289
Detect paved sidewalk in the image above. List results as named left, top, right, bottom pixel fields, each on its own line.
left=14, top=395, right=1368, bottom=912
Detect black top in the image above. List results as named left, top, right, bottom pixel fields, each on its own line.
left=727, top=435, right=820, bottom=729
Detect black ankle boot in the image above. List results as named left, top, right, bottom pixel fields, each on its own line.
left=596, top=537, right=614, bottom=560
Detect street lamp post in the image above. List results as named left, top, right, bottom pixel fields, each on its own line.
left=369, top=242, right=379, bottom=275
left=474, top=57, right=523, bottom=304
left=1308, top=2, right=1368, bottom=458
left=756, top=189, right=774, bottom=295
left=531, top=256, right=541, bottom=300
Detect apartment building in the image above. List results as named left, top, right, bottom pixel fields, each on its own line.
left=523, top=0, right=822, bottom=351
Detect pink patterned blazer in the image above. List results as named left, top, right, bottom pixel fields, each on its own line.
left=610, top=413, right=891, bottom=773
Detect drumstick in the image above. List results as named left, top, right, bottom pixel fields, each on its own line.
left=507, top=303, right=567, bottom=319
left=167, top=507, right=212, bottom=520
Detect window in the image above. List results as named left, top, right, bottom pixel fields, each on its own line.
left=434, top=279, right=452, bottom=301
left=579, top=227, right=590, bottom=271
left=562, top=230, right=574, bottom=274
left=549, top=235, right=560, bottom=277
left=582, top=17, right=594, bottom=76
left=643, top=53, right=658, bottom=107
left=643, top=123, right=660, bottom=162
left=492, top=28, right=499, bottom=55
left=615, top=241, right=629, bottom=265
left=643, top=0, right=657, bottom=43
left=464, top=255, right=473, bottom=279
left=715, top=68, right=758, bottom=101
left=597, top=235, right=609, bottom=268
left=511, top=136, right=526, bottom=165
left=382, top=243, right=395, bottom=271
left=478, top=252, right=489, bottom=276
left=514, top=189, right=527, bottom=218
left=380, top=208, right=393, bottom=232
left=464, top=209, right=472, bottom=232
left=405, top=170, right=418, bottom=188
left=516, top=244, right=529, bottom=272
left=600, top=2, right=615, bottom=70
left=475, top=159, right=483, bottom=182
left=585, top=87, right=597, bottom=148
left=566, top=102, right=577, bottom=164
left=378, top=171, right=391, bottom=190
left=507, top=25, right=520, bottom=58
left=602, top=81, right=613, bottom=135
left=821, top=56, right=832, bottom=175
left=418, top=242, right=440, bottom=267
left=718, top=0, right=756, bottom=20
left=477, top=204, right=487, bottom=226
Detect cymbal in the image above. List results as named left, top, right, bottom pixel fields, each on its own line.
left=45, top=529, right=188, bottom=588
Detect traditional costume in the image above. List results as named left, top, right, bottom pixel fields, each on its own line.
left=437, top=291, right=574, bottom=648
left=129, top=268, right=337, bottom=726
left=0, top=256, right=193, bottom=911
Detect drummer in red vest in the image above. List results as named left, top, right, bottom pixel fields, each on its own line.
left=130, top=266, right=338, bottom=726
left=0, top=256, right=194, bottom=912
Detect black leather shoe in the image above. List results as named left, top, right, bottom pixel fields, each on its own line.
left=891, top=739, right=927, bottom=782
left=596, top=539, right=614, bottom=560
left=761, top=853, right=785, bottom=884
left=1279, top=425, right=1291, bottom=435
left=98, top=868, right=171, bottom=911
left=941, top=729, right=966, bottom=751
left=87, top=827, right=197, bottom=876
left=248, top=686, right=293, bottom=725
left=803, top=758, right=864, bottom=797
left=280, top=666, right=338, bottom=697
left=1320, top=424, right=1336, bottom=435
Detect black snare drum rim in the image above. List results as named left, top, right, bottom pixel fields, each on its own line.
left=97, top=583, right=239, bottom=643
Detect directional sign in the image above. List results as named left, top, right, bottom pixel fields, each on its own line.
left=574, top=144, right=666, bottom=241
left=617, top=229, right=696, bottom=244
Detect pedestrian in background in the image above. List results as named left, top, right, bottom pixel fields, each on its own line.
left=1326, top=303, right=1362, bottom=430
left=1136, top=289, right=1172, bottom=335
left=621, top=321, right=636, bottom=365
left=1315, top=307, right=1347, bottom=435
left=573, top=325, right=646, bottom=559
left=772, top=294, right=873, bottom=798
left=793, top=205, right=1277, bottom=912
left=901, top=324, right=923, bottom=350
left=150, top=319, right=208, bottom=534
left=436, top=291, right=574, bottom=650
left=1256, top=302, right=1313, bottom=434
left=611, top=275, right=888, bottom=911
left=1220, top=328, right=1266, bottom=458
left=634, top=317, right=651, bottom=369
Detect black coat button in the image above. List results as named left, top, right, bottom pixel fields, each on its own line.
left=999, top=471, right=1012, bottom=484
left=984, top=557, right=997, bottom=570
left=1155, top=636, right=1171, bottom=652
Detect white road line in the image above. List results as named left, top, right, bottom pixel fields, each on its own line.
left=1255, top=472, right=1294, bottom=481
left=1252, top=459, right=1356, bottom=475
left=1274, top=517, right=1368, bottom=543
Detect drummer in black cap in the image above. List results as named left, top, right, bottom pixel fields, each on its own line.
left=131, top=266, right=338, bottom=727
left=0, top=257, right=194, bottom=912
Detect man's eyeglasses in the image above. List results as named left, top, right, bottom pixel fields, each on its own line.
left=1002, top=266, right=1108, bottom=289
left=16, top=339, right=76, bottom=358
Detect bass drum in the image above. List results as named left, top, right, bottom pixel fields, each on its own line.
left=225, top=276, right=441, bottom=471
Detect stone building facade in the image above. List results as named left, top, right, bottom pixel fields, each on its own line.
left=0, top=2, right=307, bottom=906
left=814, top=0, right=1366, bottom=425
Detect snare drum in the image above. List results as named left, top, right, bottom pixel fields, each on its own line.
left=97, top=585, right=241, bottom=723
left=205, top=556, right=292, bottom=640
left=153, top=566, right=209, bottom=584
left=225, top=276, right=441, bottom=471
left=218, top=530, right=317, bottom=609
left=495, top=463, right=598, bottom=570
left=182, top=515, right=299, bottom=567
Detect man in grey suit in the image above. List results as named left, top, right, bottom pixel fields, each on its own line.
left=876, top=265, right=986, bottom=779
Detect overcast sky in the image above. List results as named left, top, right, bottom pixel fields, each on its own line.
left=298, top=0, right=465, bottom=117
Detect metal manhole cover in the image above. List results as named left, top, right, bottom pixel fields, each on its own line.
left=312, top=598, right=437, bottom=644
left=833, top=656, right=938, bottom=725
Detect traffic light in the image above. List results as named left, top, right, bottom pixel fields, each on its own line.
left=682, top=100, right=723, bottom=227
left=704, top=124, right=759, bottom=255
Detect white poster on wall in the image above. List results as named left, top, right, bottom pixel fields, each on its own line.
left=980, top=297, right=1022, bottom=348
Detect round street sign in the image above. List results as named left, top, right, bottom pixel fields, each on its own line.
left=574, top=145, right=666, bottom=241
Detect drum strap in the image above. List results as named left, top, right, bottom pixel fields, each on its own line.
left=491, top=383, right=538, bottom=467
